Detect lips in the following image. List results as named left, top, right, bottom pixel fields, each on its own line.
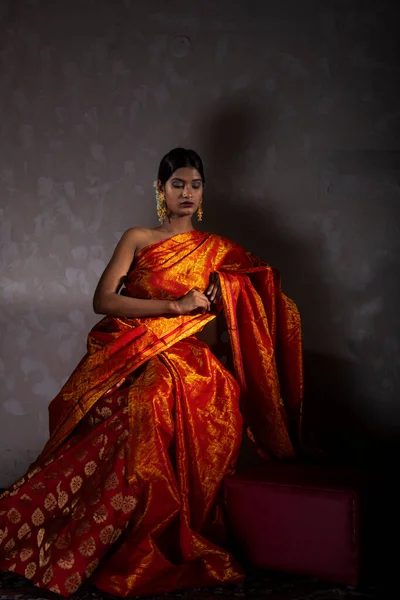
left=180, top=201, right=194, bottom=207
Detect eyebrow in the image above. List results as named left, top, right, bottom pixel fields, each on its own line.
left=171, top=177, right=202, bottom=182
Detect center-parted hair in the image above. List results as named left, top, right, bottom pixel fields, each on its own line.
left=158, top=148, right=205, bottom=185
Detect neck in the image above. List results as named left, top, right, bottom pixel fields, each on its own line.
left=158, top=216, right=194, bottom=235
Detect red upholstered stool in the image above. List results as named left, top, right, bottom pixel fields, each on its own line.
left=224, top=464, right=364, bottom=586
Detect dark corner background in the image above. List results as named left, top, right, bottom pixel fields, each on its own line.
left=0, top=0, right=399, bottom=583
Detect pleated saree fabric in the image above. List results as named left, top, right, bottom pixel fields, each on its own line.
left=0, top=231, right=302, bottom=597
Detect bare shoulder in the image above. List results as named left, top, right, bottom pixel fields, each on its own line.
left=116, top=227, right=148, bottom=248
left=123, top=227, right=167, bottom=252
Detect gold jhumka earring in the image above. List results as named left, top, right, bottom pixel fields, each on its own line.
left=197, top=199, right=203, bottom=222
left=153, top=181, right=167, bottom=223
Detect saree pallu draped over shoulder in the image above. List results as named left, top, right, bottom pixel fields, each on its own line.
left=0, top=230, right=303, bottom=597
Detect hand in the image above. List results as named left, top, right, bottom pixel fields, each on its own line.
left=174, top=289, right=211, bottom=315
left=205, top=272, right=221, bottom=304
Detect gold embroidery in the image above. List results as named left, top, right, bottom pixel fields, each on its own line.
left=0, top=526, right=8, bottom=542
left=55, top=532, right=71, bottom=550
left=44, top=532, right=57, bottom=550
left=70, top=475, right=83, bottom=493
left=78, top=536, right=96, bottom=557
left=57, top=490, right=68, bottom=508
left=20, top=494, right=32, bottom=502
left=93, top=504, right=108, bottom=523
left=122, top=495, right=137, bottom=514
left=103, top=446, right=115, bottom=462
left=84, top=461, right=97, bottom=476
left=37, top=528, right=45, bottom=546
left=110, top=528, right=122, bottom=543
left=30, top=481, right=47, bottom=494
left=31, top=508, right=45, bottom=526
left=105, top=472, right=119, bottom=490
left=57, top=550, right=75, bottom=569
left=84, top=558, right=99, bottom=578
left=65, top=572, right=82, bottom=594
left=61, top=464, right=74, bottom=477
left=99, top=406, right=112, bottom=418
left=17, top=523, right=31, bottom=539
left=42, top=565, right=53, bottom=585
left=24, top=561, right=37, bottom=578
left=39, top=546, right=50, bottom=567
left=20, top=548, right=33, bottom=562
left=27, top=466, right=41, bottom=480
left=50, top=584, right=61, bottom=594
left=44, top=493, right=57, bottom=511
left=118, top=429, right=129, bottom=444
left=92, top=434, right=104, bottom=447
left=110, top=492, right=123, bottom=510
left=109, top=416, right=122, bottom=430
left=72, top=503, right=86, bottom=521
left=99, top=525, right=114, bottom=544
left=7, top=508, right=21, bottom=524
left=4, top=538, right=16, bottom=552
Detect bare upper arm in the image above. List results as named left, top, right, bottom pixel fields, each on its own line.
left=93, top=228, right=143, bottom=300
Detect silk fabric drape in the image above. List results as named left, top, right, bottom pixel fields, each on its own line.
left=0, top=231, right=303, bottom=597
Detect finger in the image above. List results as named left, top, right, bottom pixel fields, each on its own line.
left=205, top=282, right=214, bottom=296
left=206, top=283, right=216, bottom=298
left=210, top=283, right=219, bottom=302
left=196, top=294, right=210, bottom=311
left=212, top=289, right=221, bottom=303
left=211, top=277, right=220, bottom=302
left=206, top=272, right=216, bottom=296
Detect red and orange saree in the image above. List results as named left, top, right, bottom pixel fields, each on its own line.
left=0, top=230, right=303, bottom=597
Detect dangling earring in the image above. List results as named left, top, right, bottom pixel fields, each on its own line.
left=153, top=181, right=167, bottom=223
left=197, top=199, right=203, bottom=222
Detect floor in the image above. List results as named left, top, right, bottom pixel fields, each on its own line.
left=0, top=571, right=386, bottom=600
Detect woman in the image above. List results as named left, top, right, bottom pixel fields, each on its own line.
left=0, top=148, right=303, bottom=597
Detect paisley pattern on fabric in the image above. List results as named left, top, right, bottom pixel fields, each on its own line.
left=0, top=231, right=302, bottom=597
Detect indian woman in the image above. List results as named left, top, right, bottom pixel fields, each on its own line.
left=0, top=147, right=303, bottom=597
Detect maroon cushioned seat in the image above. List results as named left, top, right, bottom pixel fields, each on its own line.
left=224, top=463, right=365, bottom=586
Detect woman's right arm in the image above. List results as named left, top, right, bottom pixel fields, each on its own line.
left=92, top=229, right=211, bottom=318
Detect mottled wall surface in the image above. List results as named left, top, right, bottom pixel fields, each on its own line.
left=0, top=0, right=399, bottom=485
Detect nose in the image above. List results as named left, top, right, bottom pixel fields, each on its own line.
left=183, top=187, right=193, bottom=198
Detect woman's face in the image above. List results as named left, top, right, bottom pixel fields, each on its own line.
left=160, top=167, right=203, bottom=219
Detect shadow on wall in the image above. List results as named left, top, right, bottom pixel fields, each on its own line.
left=196, top=98, right=399, bottom=470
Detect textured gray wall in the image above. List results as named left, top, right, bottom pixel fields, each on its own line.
left=1, top=0, right=399, bottom=485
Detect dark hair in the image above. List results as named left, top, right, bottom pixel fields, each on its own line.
left=157, top=147, right=205, bottom=185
